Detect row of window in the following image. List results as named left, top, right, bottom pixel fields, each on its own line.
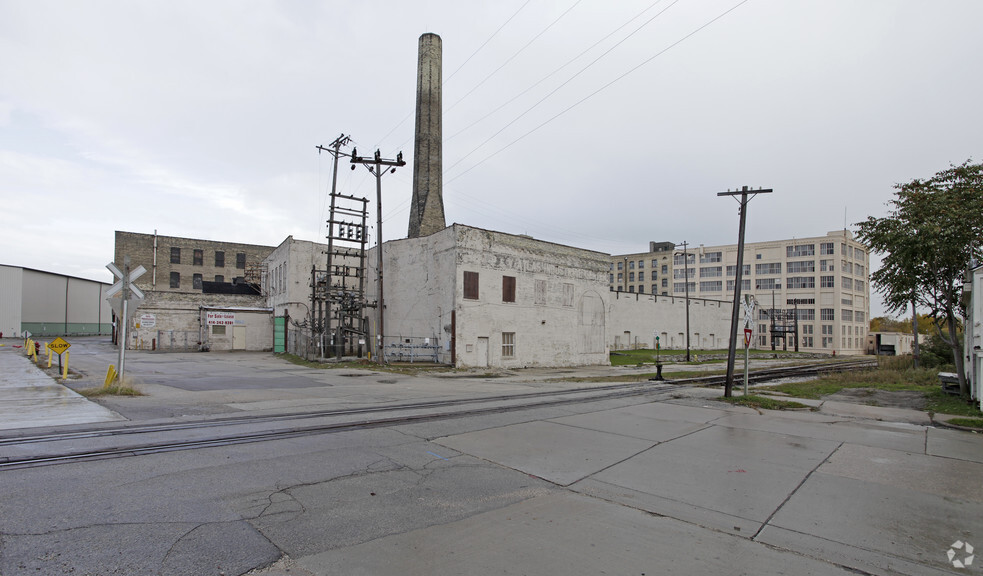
left=169, top=272, right=242, bottom=289
left=754, top=308, right=867, bottom=323
left=612, top=242, right=867, bottom=278
left=615, top=259, right=866, bottom=280
left=618, top=276, right=869, bottom=295
left=170, top=247, right=246, bottom=269
left=616, top=260, right=671, bottom=272
left=613, top=271, right=666, bottom=282
left=758, top=335, right=862, bottom=349
left=663, top=276, right=865, bottom=293
left=463, top=271, right=575, bottom=307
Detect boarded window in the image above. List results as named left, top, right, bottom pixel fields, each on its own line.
left=215, top=251, right=225, bottom=267
left=169, top=272, right=180, bottom=288
left=502, top=276, right=516, bottom=303
left=193, top=249, right=203, bottom=266
left=534, top=279, right=546, bottom=306
left=464, top=271, right=479, bottom=300
left=215, top=275, right=224, bottom=283
left=236, top=253, right=246, bottom=269
left=212, top=325, right=226, bottom=335
left=502, top=332, right=515, bottom=357
left=193, top=273, right=203, bottom=290
left=170, top=247, right=181, bottom=264
left=562, top=283, right=574, bottom=307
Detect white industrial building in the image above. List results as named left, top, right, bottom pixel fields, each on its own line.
left=607, top=291, right=731, bottom=351
left=611, top=230, right=871, bottom=355
left=102, top=226, right=736, bottom=367
left=965, top=262, right=982, bottom=406
left=368, top=225, right=611, bottom=368
left=0, top=265, right=112, bottom=338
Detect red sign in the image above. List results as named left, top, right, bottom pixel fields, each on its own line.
left=743, top=328, right=753, bottom=348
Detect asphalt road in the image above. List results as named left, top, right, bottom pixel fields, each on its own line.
left=0, top=337, right=980, bottom=575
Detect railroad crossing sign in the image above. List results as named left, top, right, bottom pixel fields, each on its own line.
left=107, top=262, right=146, bottom=299
left=742, top=295, right=756, bottom=329
left=106, top=261, right=146, bottom=320
left=48, top=337, right=71, bottom=355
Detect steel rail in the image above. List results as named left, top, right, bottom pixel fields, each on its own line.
left=0, top=359, right=876, bottom=471
left=0, top=359, right=872, bottom=447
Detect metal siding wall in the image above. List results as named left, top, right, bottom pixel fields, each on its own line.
left=21, top=269, right=67, bottom=323
left=0, top=266, right=24, bottom=335
left=13, top=268, right=112, bottom=335
left=67, top=278, right=104, bottom=323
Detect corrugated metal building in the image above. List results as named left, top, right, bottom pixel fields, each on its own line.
left=0, top=265, right=112, bottom=337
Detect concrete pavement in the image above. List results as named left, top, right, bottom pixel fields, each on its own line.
left=0, top=339, right=123, bottom=430
left=1, top=337, right=981, bottom=575
left=278, top=394, right=983, bottom=576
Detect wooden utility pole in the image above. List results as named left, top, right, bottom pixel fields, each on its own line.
left=350, top=148, right=405, bottom=361
left=718, top=186, right=772, bottom=397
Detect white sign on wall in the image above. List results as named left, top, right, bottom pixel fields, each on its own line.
left=206, top=311, right=236, bottom=326
left=139, top=313, right=156, bottom=329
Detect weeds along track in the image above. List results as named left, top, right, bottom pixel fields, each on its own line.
left=0, top=359, right=874, bottom=470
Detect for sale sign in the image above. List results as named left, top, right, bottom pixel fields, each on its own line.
left=206, top=311, right=236, bottom=326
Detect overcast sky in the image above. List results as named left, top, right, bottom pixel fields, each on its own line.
left=2, top=0, right=981, bottom=318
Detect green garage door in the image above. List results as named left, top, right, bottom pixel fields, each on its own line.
left=273, top=316, right=286, bottom=353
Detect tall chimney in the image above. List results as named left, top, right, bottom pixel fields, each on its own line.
left=408, top=32, right=445, bottom=238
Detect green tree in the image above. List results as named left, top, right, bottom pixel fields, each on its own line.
left=856, top=160, right=983, bottom=395
left=869, top=313, right=934, bottom=334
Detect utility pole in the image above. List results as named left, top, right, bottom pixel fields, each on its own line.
left=623, top=257, right=628, bottom=292
left=350, top=148, right=405, bottom=361
left=911, top=298, right=920, bottom=368
left=676, top=242, right=691, bottom=362
left=719, top=186, right=773, bottom=397
left=317, top=134, right=367, bottom=361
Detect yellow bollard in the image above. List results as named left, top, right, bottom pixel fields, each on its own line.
left=104, top=365, right=118, bottom=387
left=47, top=343, right=53, bottom=368
left=26, top=338, right=33, bottom=358
left=62, top=351, right=70, bottom=380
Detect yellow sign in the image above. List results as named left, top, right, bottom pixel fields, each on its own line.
left=48, top=337, right=71, bottom=355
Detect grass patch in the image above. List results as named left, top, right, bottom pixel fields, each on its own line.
left=759, top=367, right=983, bottom=418
left=550, top=368, right=728, bottom=383
left=758, top=368, right=938, bottom=400
left=924, top=389, right=983, bottom=417
left=610, top=348, right=814, bottom=366
left=78, top=384, right=143, bottom=397
left=279, top=353, right=453, bottom=375
left=947, top=417, right=983, bottom=429
left=721, top=394, right=811, bottom=411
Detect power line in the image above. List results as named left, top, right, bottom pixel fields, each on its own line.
left=444, top=0, right=533, bottom=86
left=445, top=0, right=681, bottom=174
left=446, top=0, right=669, bottom=145
left=444, top=0, right=585, bottom=116
left=446, top=0, right=750, bottom=185
left=372, top=1, right=535, bottom=155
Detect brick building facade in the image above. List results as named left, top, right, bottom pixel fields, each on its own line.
left=114, top=231, right=275, bottom=294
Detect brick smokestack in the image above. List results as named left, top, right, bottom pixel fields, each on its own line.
left=408, top=32, right=445, bottom=238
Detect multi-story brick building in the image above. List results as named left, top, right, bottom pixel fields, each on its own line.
left=610, top=230, right=871, bottom=355
left=113, top=231, right=278, bottom=351
left=114, top=231, right=275, bottom=293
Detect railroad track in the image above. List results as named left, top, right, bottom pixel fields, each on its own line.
left=0, top=359, right=875, bottom=471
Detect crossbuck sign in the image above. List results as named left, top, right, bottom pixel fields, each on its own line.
left=742, top=295, right=755, bottom=330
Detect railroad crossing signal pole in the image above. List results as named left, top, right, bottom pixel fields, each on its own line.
left=106, top=257, right=146, bottom=385
left=718, top=186, right=772, bottom=398
left=350, top=148, right=405, bottom=361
